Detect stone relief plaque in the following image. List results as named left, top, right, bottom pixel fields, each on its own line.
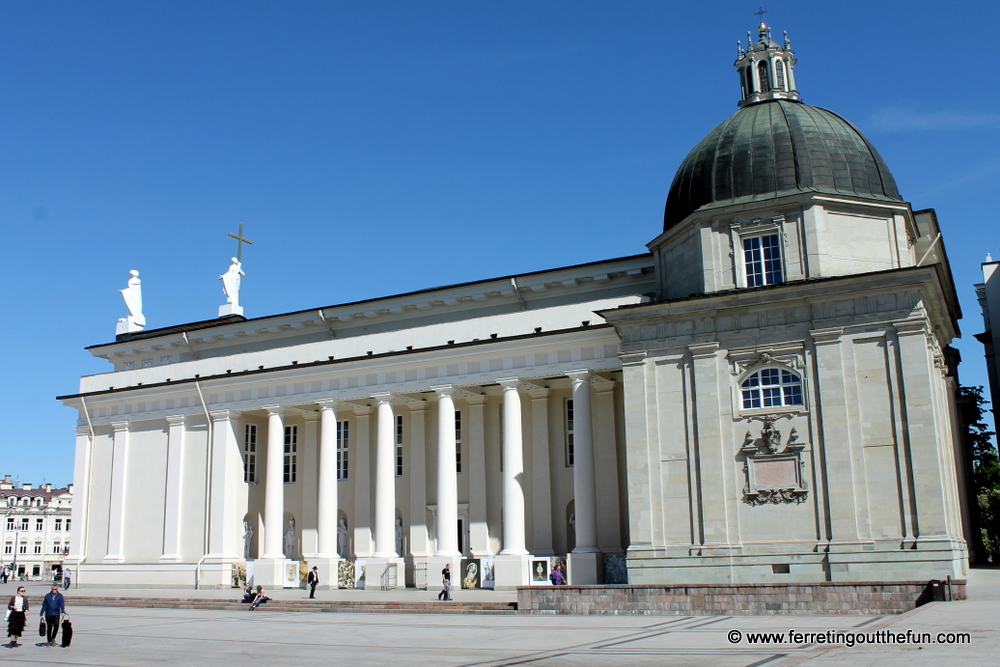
left=740, top=415, right=809, bottom=506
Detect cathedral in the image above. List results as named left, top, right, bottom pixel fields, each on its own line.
left=60, top=23, right=969, bottom=589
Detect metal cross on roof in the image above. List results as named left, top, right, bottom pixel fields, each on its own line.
left=755, top=6, right=768, bottom=21
left=228, top=222, right=253, bottom=263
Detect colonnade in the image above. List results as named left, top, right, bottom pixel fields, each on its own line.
left=251, top=373, right=602, bottom=568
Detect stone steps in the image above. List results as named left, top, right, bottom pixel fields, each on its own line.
left=66, top=596, right=518, bottom=615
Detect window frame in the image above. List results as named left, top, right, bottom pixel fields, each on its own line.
left=565, top=398, right=575, bottom=467
left=243, top=423, right=258, bottom=484
left=336, top=420, right=349, bottom=481
left=395, top=415, right=404, bottom=477
left=283, top=425, right=298, bottom=483
left=730, top=219, right=787, bottom=289
left=738, top=366, right=806, bottom=414
left=455, top=410, right=462, bottom=474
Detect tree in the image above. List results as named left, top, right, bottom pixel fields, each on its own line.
left=958, top=386, right=999, bottom=561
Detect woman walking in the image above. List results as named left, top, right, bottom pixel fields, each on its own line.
left=6, top=585, right=28, bottom=648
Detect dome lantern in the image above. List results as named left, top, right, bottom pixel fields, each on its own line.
left=736, top=21, right=799, bottom=107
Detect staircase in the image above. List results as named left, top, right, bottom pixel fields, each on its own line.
left=66, top=596, right=517, bottom=615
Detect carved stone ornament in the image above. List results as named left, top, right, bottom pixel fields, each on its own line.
left=740, top=416, right=808, bottom=506
left=729, top=348, right=804, bottom=377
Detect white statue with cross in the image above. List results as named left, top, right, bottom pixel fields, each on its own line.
left=219, top=222, right=252, bottom=317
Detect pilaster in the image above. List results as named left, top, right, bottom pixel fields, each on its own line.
left=160, top=415, right=187, bottom=563
left=300, top=411, right=320, bottom=558
left=526, top=385, right=553, bottom=556
left=206, top=409, right=246, bottom=563
left=407, top=401, right=430, bottom=557
left=104, top=420, right=130, bottom=563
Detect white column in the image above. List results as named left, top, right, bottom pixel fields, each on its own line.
left=66, top=425, right=92, bottom=565
left=499, top=379, right=527, bottom=554
left=373, top=393, right=397, bottom=557
left=567, top=371, right=598, bottom=552
left=316, top=401, right=339, bottom=558
left=261, top=406, right=286, bottom=559
left=160, top=415, right=186, bottom=562
left=433, top=386, right=461, bottom=556
left=104, top=421, right=130, bottom=563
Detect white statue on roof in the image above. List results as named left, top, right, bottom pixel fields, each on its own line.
left=219, top=257, right=245, bottom=317
left=116, top=269, right=145, bottom=335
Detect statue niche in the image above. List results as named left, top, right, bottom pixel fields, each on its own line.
left=739, top=415, right=808, bottom=505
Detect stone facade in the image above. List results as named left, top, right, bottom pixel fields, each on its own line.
left=517, top=580, right=966, bottom=615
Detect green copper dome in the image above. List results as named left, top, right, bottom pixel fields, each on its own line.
left=663, top=100, right=902, bottom=231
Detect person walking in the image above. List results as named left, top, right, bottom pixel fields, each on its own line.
left=6, top=585, right=28, bottom=648
left=62, top=568, right=71, bottom=590
left=40, top=583, right=65, bottom=647
left=437, top=563, right=452, bottom=601
left=307, top=566, right=319, bottom=599
left=0, top=566, right=7, bottom=584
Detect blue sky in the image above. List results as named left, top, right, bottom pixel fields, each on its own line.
left=1, top=0, right=997, bottom=486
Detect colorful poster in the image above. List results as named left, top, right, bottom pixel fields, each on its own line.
left=480, top=558, right=495, bottom=589
left=531, top=559, right=550, bottom=584
left=460, top=558, right=480, bottom=589
left=355, top=560, right=367, bottom=590
left=338, top=560, right=356, bottom=588
left=282, top=560, right=301, bottom=588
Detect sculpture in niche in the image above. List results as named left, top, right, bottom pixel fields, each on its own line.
left=337, top=517, right=349, bottom=557
left=284, top=518, right=296, bottom=559
left=394, top=517, right=403, bottom=556
left=242, top=521, right=254, bottom=560
left=740, top=415, right=808, bottom=505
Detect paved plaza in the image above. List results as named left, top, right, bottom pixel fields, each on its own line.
left=0, top=569, right=996, bottom=666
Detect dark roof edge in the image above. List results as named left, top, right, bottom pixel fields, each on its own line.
left=60, top=323, right=615, bottom=402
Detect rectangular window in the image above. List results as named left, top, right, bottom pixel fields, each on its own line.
left=54, top=518, right=62, bottom=532
left=18, top=543, right=26, bottom=554
left=5, top=517, right=13, bottom=530
left=243, top=424, right=258, bottom=483
left=36, top=518, right=43, bottom=531
left=395, top=415, right=404, bottom=477
left=283, top=425, right=298, bottom=483
left=743, top=234, right=783, bottom=287
left=337, top=420, right=349, bottom=481
left=565, top=399, right=575, bottom=467
left=455, top=411, right=463, bottom=474
left=34, top=543, right=42, bottom=554
left=53, top=543, right=62, bottom=554
left=65, top=519, right=71, bottom=532
left=3, top=543, right=10, bottom=554
left=19, top=518, right=28, bottom=531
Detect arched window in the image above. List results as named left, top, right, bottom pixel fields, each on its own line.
left=741, top=368, right=803, bottom=410
left=757, top=61, right=771, bottom=92
left=775, top=60, right=786, bottom=91
left=743, top=67, right=755, bottom=97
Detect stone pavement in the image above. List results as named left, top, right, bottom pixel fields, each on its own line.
left=0, top=569, right=994, bottom=666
